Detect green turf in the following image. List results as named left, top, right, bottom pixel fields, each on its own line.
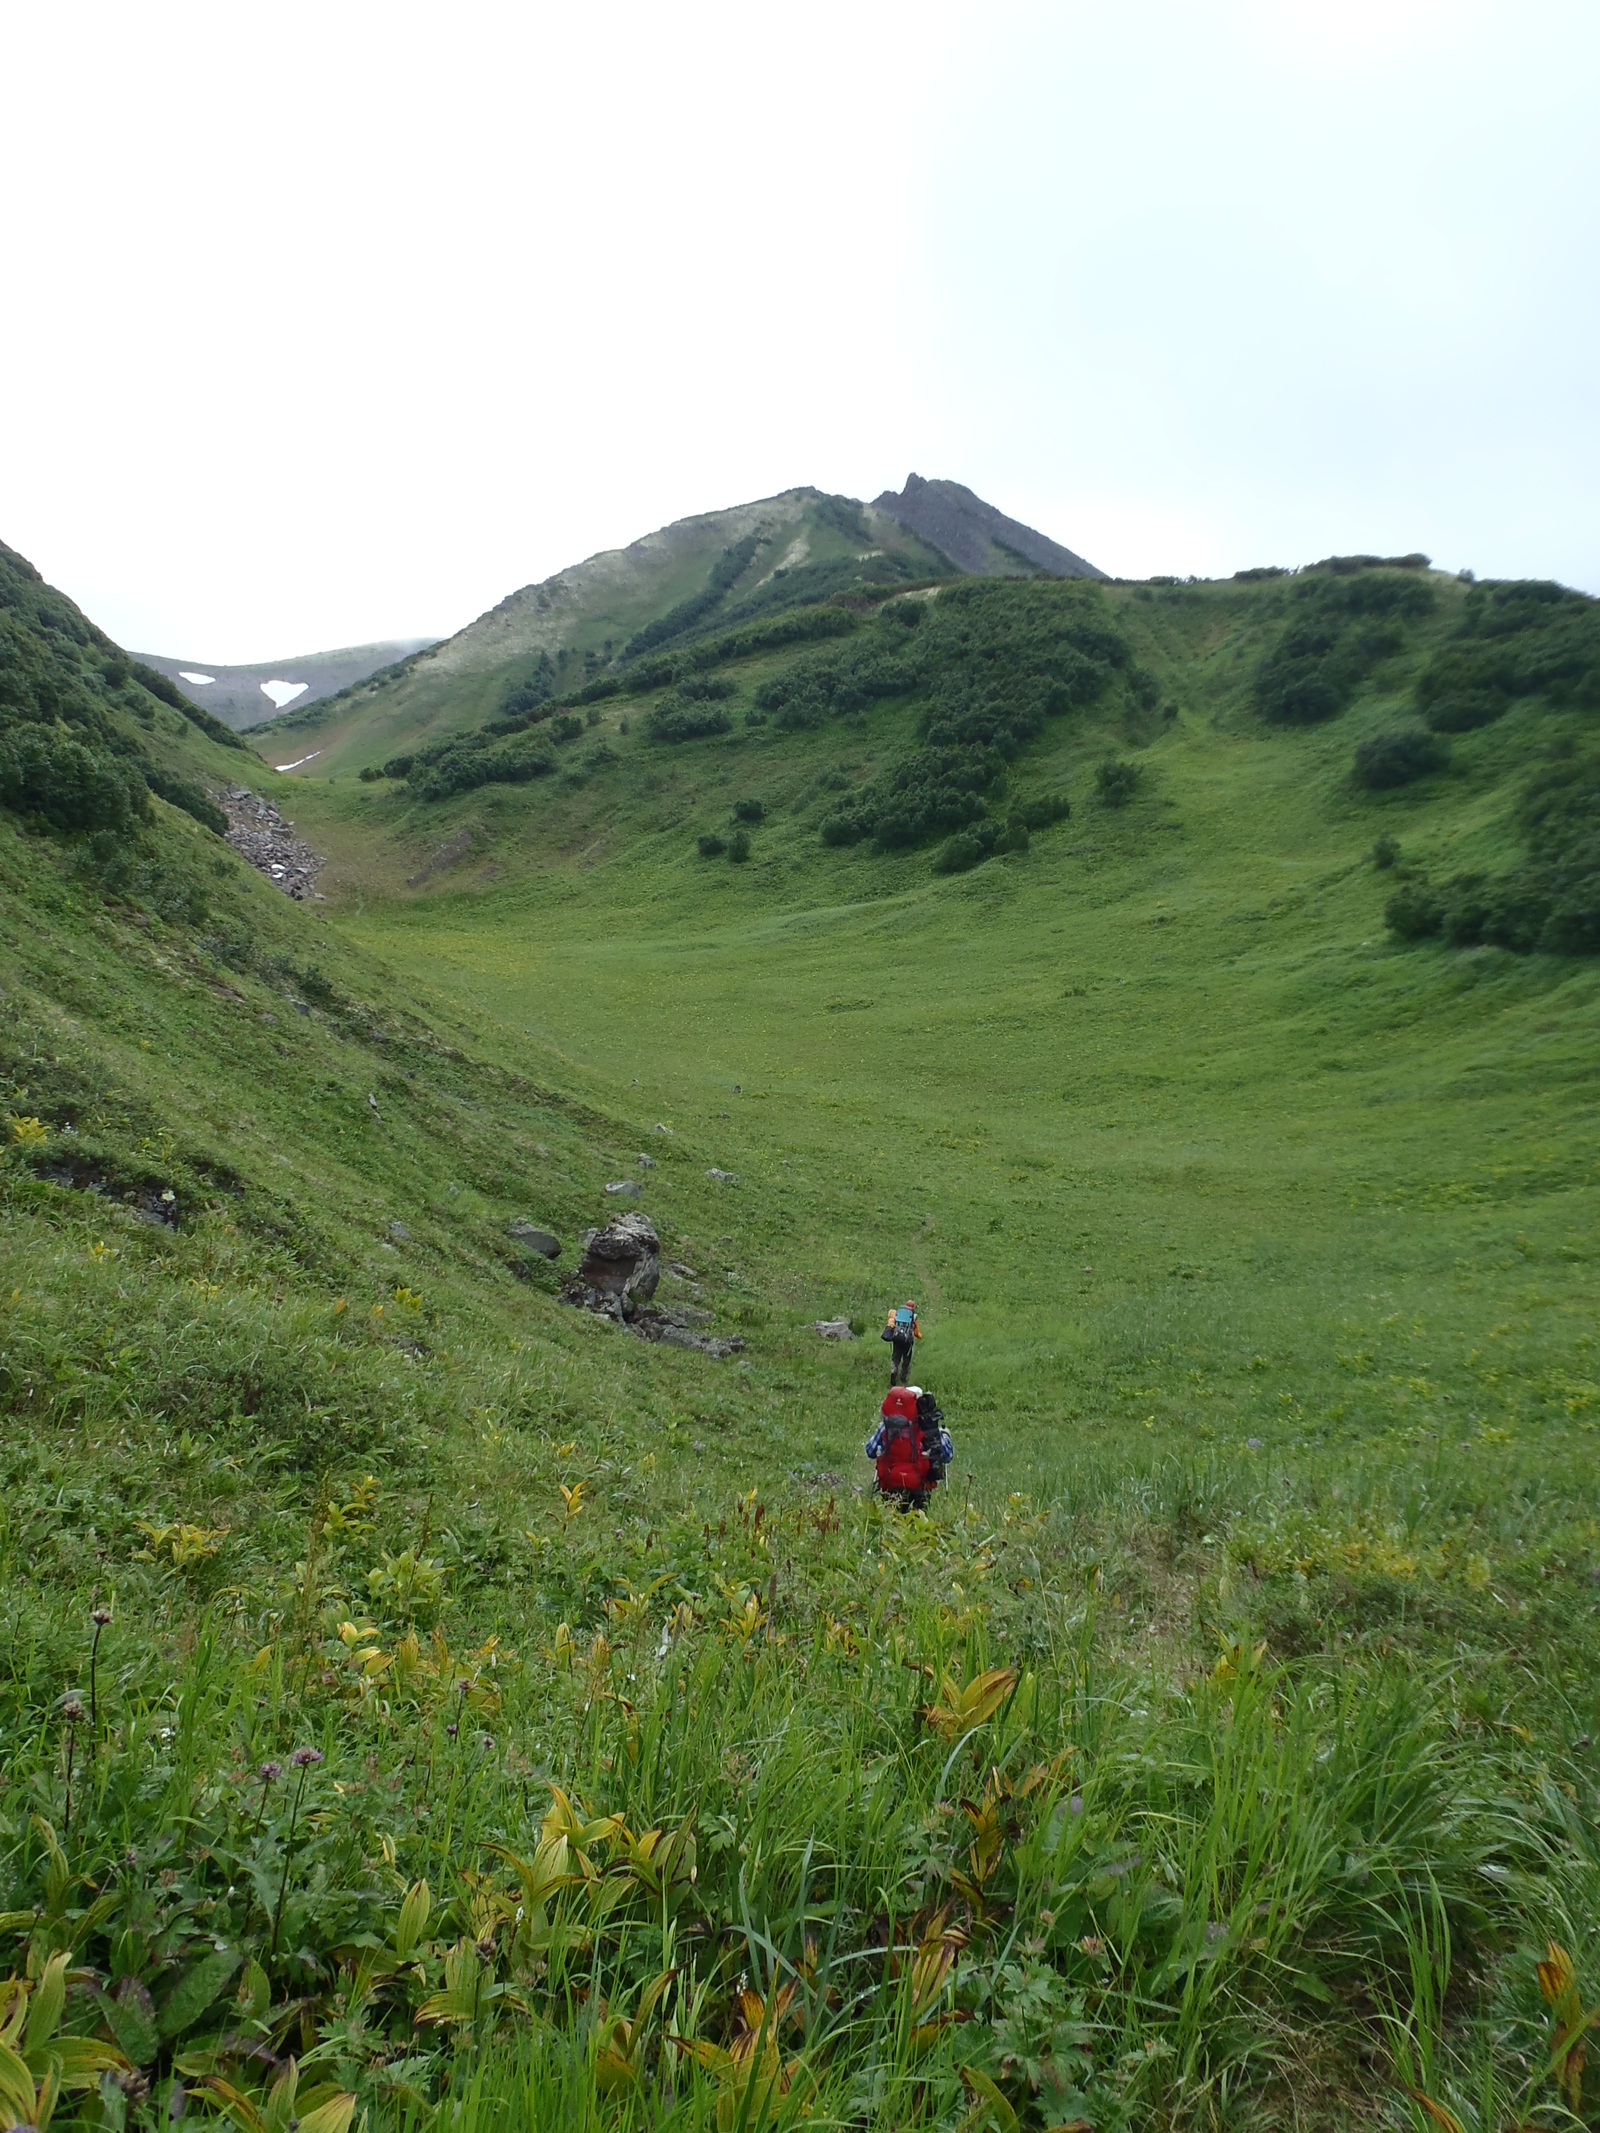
left=3, top=555, right=1598, bottom=2132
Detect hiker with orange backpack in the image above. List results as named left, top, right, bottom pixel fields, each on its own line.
left=881, top=1297, right=921, bottom=1385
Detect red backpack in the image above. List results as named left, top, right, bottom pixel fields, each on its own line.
left=875, top=1386, right=931, bottom=1494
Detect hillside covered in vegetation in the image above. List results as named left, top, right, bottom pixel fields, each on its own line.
left=2, top=534, right=1598, bottom=2133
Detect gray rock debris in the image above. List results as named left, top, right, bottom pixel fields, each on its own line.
left=562, top=1214, right=744, bottom=1358
left=632, top=1313, right=746, bottom=1359
left=813, top=1318, right=854, bottom=1340
left=563, top=1212, right=661, bottom=1318
left=605, top=1179, right=643, bottom=1198
left=705, top=1168, right=739, bottom=1184
left=223, top=788, right=323, bottom=900
left=508, top=1221, right=562, bottom=1260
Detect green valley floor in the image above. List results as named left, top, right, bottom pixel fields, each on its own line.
left=3, top=567, right=1598, bottom=2133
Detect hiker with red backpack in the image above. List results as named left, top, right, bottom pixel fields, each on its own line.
left=866, top=1385, right=954, bottom=1510
left=881, top=1298, right=921, bottom=1385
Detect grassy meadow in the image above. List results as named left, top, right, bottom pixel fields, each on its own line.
left=2, top=561, right=1598, bottom=2132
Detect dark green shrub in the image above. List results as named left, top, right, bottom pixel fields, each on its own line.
left=1438, top=873, right=1550, bottom=952
left=1413, top=580, right=1600, bottom=729
left=649, top=700, right=732, bottom=743
left=1257, top=569, right=1434, bottom=728
left=550, top=715, right=584, bottom=743
left=0, top=726, right=149, bottom=833
left=728, top=829, right=751, bottom=864
left=101, top=656, right=130, bottom=689
left=1128, top=665, right=1161, bottom=710
left=1353, top=728, right=1448, bottom=790
left=585, top=706, right=601, bottom=727
left=299, top=965, right=339, bottom=1008
left=1385, top=882, right=1443, bottom=939
left=382, top=754, right=414, bottom=779
left=409, top=732, right=556, bottom=800
left=1371, top=833, right=1400, bottom=869
left=997, top=820, right=1030, bottom=854
left=697, top=833, right=726, bottom=858
left=500, top=656, right=556, bottom=720
left=1385, top=752, right=1600, bottom=958
left=359, top=765, right=383, bottom=782
left=145, top=769, right=228, bottom=835
left=1095, top=759, right=1141, bottom=807
left=676, top=675, right=736, bottom=702
left=1015, top=793, right=1070, bottom=831
left=819, top=810, right=869, bottom=847
left=1315, top=553, right=1432, bottom=578
left=732, top=798, right=765, bottom=823
left=127, top=659, right=188, bottom=712
left=934, top=831, right=986, bottom=874
left=1422, top=690, right=1506, bottom=733
left=1259, top=666, right=1343, bottom=725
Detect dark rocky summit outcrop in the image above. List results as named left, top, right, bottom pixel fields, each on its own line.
left=873, top=473, right=1104, bottom=582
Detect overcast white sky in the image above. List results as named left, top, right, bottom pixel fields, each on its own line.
left=3, top=0, right=1597, bottom=660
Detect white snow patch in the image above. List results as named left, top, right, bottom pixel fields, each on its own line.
left=260, top=679, right=309, bottom=709
left=273, top=750, right=323, bottom=772
left=178, top=670, right=216, bottom=684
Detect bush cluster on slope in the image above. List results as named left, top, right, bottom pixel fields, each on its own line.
left=1386, top=751, right=1600, bottom=954
left=622, top=600, right=859, bottom=695
left=620, top=531, right=768, bottom=660
left=404, top=728, right=561, bottom=800
left=1255, top=565, right=1435, bottom=726
left=809, top=582, right=1128, bottom=853
left=0, top=541, right=237, bottom=840
left=1414, top=578, right=1600, bottom=733
left=1353, top=727, right=1449, bottom=790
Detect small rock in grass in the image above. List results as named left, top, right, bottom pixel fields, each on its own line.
left=605, top=1180, right=642, bottom=1198
left=813, top=1318, right=854, bottom=1340
left=507, top=1221, right=561, bottom=1260
left=706, top=1168, right=739, bottom=1184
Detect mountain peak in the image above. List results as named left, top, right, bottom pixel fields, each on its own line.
left=873, top=473, right=1104, bottom=581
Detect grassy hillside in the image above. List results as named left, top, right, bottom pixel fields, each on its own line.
left=3, top=542, right=1599, bottom=2133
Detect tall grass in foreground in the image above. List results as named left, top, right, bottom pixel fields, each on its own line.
left=2, top=1478, right=1593, bottom=2133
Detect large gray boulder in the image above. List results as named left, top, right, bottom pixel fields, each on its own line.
left=508, top=1220, right=562, bottom=1260
left=564, top=1212, right=660, bottom=1319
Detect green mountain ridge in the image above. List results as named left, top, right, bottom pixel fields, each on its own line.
left=248, top=478, right=1094, bottom=779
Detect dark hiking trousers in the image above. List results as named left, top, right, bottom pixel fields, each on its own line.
left=890, top=1338, right=914, bottom=1385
